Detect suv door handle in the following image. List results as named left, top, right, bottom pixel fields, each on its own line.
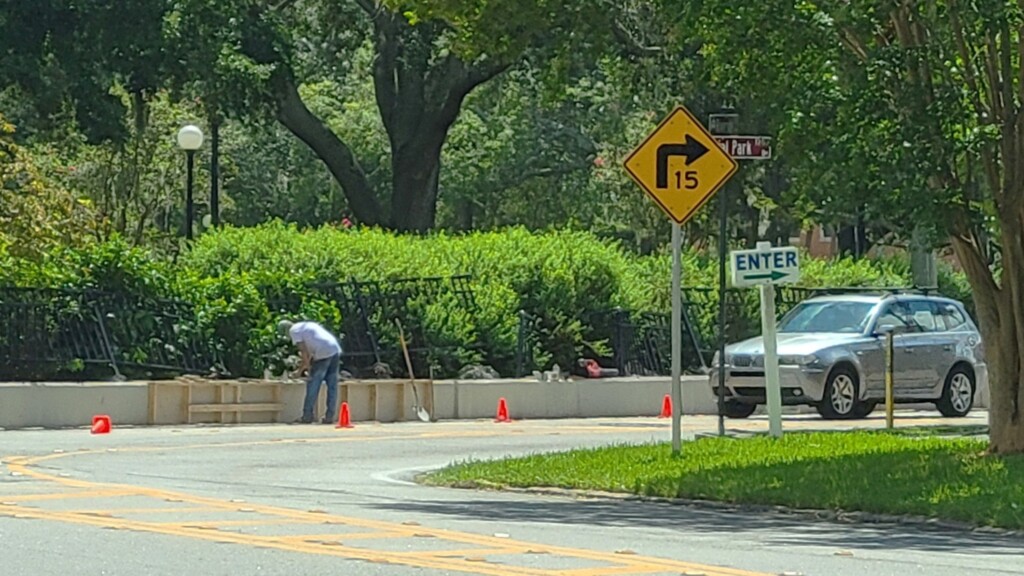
left=903, top=348, right=914, bottom=353
left=942, top=345, right=953, bottom=351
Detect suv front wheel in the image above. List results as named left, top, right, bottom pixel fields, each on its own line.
left=816, top=365, right=863, bottom=420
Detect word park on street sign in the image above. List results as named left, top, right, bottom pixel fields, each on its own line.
left=731, top=244, right=800, bottom=288
left=714, top=135, right=772, bottom=160
left=623, top=106, right=738, bottom=225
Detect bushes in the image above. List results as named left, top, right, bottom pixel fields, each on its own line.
left=180, top=223, right=639, bottom=376
left=0, top=223, right=974, bottom=380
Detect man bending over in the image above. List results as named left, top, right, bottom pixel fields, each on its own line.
left=278, top=320, right=342, bottom=424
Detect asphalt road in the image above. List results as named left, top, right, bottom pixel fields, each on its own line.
left=1, top=411, right=1020, bottom=576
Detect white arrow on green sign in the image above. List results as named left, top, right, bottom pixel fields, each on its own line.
left=731, top=244, right=800, bottom=288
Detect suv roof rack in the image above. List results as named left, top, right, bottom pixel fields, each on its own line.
left=879, top=287, right=940, bottom=298
left=804, top=287, right=940, bottom=298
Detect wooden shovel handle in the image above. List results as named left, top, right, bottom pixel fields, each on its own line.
left=395, top=320, right=417, bottom=383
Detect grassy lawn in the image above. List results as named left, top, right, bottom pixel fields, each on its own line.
left=423, top=431, right=1024, bottom=530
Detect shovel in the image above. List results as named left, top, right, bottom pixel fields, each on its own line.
left=396, top=320, right=431, bottom=422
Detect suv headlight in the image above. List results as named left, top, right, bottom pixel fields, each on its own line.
left=778, top=354, right=818, bottom=366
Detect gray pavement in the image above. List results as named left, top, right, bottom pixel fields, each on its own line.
left=1, top=411, right=1019, bottom=576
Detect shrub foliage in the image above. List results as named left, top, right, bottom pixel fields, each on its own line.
left=0, top=223, right=969, bottom=380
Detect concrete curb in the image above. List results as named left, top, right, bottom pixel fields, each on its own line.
left=425, top=479, right=1023, bottom=539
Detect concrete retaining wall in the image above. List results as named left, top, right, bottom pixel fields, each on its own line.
left=0, top=382, right=151, bottom=429
left=0, top=372, right=990, bottom=430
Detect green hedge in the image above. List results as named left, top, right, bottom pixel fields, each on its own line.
left=0, top=223, right=973, bottom=379
left=179, top=223, right=649, bottom=375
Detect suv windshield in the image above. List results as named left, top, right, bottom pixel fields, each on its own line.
left=778, top=300, right=876, bottom=334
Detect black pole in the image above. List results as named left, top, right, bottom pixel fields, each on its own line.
left=716, top=178, right=729, bottom=437
left=210, top=120, right=220, bottom=228
left=185, top=150, right=195, bottom=240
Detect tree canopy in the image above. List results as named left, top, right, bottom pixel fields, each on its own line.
left=4, top=1, right=1024, bottom=450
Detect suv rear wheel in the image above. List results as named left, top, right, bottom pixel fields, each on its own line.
left=936, top=365, right=975, bottom=417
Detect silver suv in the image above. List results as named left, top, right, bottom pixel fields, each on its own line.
left=709, top=293, right=986, bottom=419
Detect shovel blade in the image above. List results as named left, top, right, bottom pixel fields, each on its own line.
left=416, top=407, right=431, bottom=422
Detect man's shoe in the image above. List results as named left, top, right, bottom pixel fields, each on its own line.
left=293, top=416, right=314, bottom=424
left=321, top=416, right=336, bottom=425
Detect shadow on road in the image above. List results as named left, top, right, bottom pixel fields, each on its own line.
left=369, top=496, right=1024, bottom=555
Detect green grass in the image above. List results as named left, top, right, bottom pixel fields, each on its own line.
left=423, top=431, right=1024, bottom=530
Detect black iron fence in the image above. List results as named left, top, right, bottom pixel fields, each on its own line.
left=0, top=288, right=221, bottom=380
left=0, top=276, right=478, bottom=381
left=512, top=285, right=930, bottom=378
left=264, top=275, right=478, bottom=378
left=3, top=280, right=933, bottom=381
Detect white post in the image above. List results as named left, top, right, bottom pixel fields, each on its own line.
left=757, top=241, right=783, bottom=438
left=671, top=222, right=683, bottom=453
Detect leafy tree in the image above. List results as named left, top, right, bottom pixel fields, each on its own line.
left=168, top=0, right=633, bottom=231
left=0, top=0, right=171, bottom=143
left=0, top=115, right=95, bottom=256
left=676, top=1, right=1024, bottom=452
left=31, top=90, right=209, bottom=246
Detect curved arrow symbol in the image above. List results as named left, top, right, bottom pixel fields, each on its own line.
left=656, top=135, right=709, bottom=188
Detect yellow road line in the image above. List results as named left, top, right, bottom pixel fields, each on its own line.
left=0, top=489, right=136, bottom=502
left=419, top=548, right=523, bottom=558
left=153, top=518, right=323, bottom=528
left=0, top=504, right=553, bottom=576
left=62, top=506, right=218, bottom=515
left=1, top=427, right=771, bottom=576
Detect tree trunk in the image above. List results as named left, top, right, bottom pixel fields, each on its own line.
left=390, top=138, right=443, bottom=232
left=952, top=229, right=1024, bottom=454
left=369, top=11, right=508, bottom=232
left=983, top=318, right=1024, bottom=453
left=988, top=211, right=1024, bottom=452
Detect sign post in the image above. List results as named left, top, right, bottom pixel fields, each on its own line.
left=885, top=329, right=895, bottom=429
left=623, top=105, right=738, bottom=454
left=730, top=242, right=800, bottom=438
left=709, top=111, right=773, bottom=436
left=670, top=223, right=682, bottom=451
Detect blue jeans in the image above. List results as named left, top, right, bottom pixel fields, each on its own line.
left=303, top=354, right=340, bottom=422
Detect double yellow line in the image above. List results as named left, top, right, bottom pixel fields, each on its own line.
left=2, top=426, right=770, bottom=576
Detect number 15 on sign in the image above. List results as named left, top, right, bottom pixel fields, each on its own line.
left=675, top=170, right=698, bottom=190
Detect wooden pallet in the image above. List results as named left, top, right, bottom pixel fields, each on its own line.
left=148, top=380, right=285, bottom=425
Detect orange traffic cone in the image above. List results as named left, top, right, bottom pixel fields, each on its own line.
left=91, top=414, right=111, bottom=434
left=336, top=402, right=354, bottom=429
left=658, top=394, right=672, bottom=418
left=495, top=397, right=511, bottom=423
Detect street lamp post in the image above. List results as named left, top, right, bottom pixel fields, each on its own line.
left=176, top=125, right=204, bottom=240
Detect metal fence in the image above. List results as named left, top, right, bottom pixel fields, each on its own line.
left=263, top=275, right=479, bottom=379
left=0, top=288, right=221, bottom=380
left=1, top=276, right=478, bottom=381
left=3, top=280, right=933, bottom=381
left=512, top=285, right=928, bottom=378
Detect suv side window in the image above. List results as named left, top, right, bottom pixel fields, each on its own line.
left=875, top=301, right=920, bottom=333
left=938, top=303, right=969, bottom=331
left=905, top=300, right=940, bottom=332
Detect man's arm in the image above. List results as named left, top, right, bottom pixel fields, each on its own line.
left=290, top=340, right=312, bottom=378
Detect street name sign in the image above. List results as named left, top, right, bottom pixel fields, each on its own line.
left=731, top=244, right=800, bottom=288
left=714, top=135, right=772, bottom=160
left=623, top=106, right=738, bottom=225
